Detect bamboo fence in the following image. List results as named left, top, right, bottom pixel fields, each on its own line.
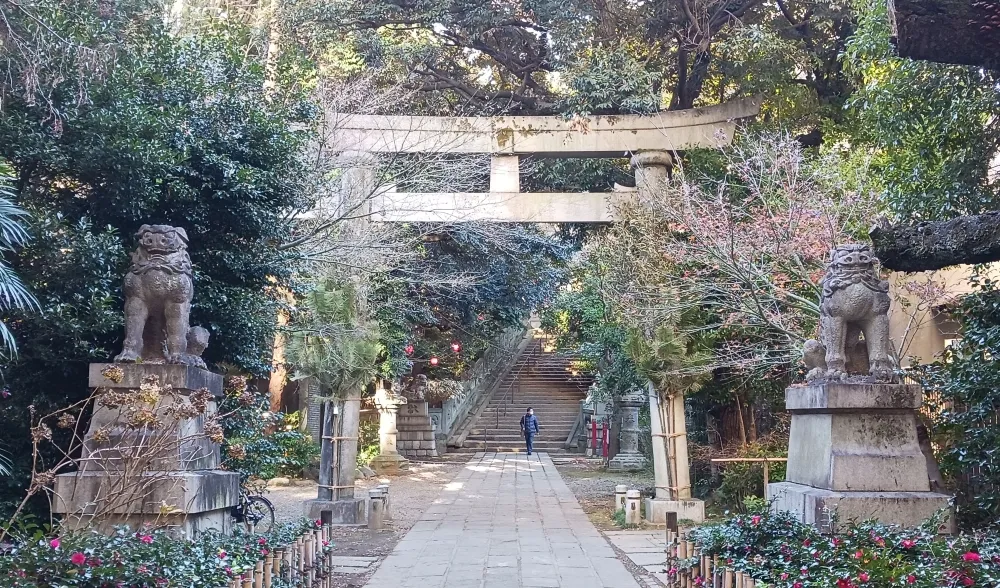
left=225, top=525, right=338, bottom=588
left=665, top=530, right=763, bottom=588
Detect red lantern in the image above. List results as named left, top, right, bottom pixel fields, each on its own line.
left=450, top=341, right=461, bottom=353
left=404, top=344, right=414, bottom=355
left=429, top=356, right=439, bottom=366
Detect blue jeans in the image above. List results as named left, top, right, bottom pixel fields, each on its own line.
left=524, top=432, right=535, bottom=454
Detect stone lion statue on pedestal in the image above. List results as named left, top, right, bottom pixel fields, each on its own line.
left=804, top=244, right=896, bottom=382
left=114, top=224, right=209, bottom=368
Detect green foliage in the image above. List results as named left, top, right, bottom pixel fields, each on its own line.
left=220, top=377, right=317, bottom=481
left=0, top=5, right=313, bottom=518
left=380, top=224, right=568, bottom=380
left=691, top=506, right=997, bottom=587
left=712, top=444, right=788, bottom=514
left=843, top=1, right=1000, bottom=220
left=558, top=48, right=662, bottom=115
left=0, top=519, right=327, bottom=587
left=0, top=179, right=36, bottom=355
left=541, top=269, right=643, bottom=400
left=914, top=275, right=1000, bottom=529
left=286, top=279, right=382, bottom=399
left=356, top=419, right=380, bottom=468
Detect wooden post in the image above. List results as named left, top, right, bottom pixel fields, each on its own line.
left=763, top=459, right=770, bottom=501
left=264, top=554, right=274, bottom=588
left=318, top=401, right=335, bottom=502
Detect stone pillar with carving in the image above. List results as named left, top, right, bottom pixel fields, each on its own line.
left=608, top=391, right=647, bottom=471
left=369, top=387, right=409, bottom=473
left=769, top=244, right=953, bottom=533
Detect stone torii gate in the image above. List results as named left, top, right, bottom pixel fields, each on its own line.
left=334, top=97, right=762, bottom=524
left=333, top=96, right=762, bottom=223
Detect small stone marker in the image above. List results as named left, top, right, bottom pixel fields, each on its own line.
left=377, top=484, right=392, bottom=520
left=625, top=489, right=642, bottom=525
left=615, top=484, right=628, bottom=512
left=368, top=488, right=384, bottom=530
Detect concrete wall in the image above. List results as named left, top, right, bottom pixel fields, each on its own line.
left=889, top=265, right=1000, bottom=366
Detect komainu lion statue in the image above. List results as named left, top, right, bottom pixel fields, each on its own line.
left=803, top=244, right=896, bottom=382
left=114, top=224, right=209, bottom=368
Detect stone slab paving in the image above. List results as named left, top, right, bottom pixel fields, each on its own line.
left=604, top=532, right=669, bottom=585
left=329, top=556, right=379, bottom=574
left=365, top=452, right=641, bottom=588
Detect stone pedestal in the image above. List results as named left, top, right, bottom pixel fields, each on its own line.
left=53, top=364, right=240, bottom=537
left=369, top=388, right=410, bottom=474
left=768, top=383, right=953, bottom=533
left=396, top=401, right=438, bottom=458
left=608, top=391, right=647, bottom=471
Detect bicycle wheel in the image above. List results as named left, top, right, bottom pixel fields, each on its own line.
left=242, top=495, right=275, bottom=534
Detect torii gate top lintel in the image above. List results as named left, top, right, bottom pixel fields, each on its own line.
left=333, top=96, right=762, bottom=158
left=333, top=97, right=762, bottom=223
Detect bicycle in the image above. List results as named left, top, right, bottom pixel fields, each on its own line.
left=232, top=483, right=275, bottom=534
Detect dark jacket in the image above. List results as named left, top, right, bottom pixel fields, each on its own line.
left=520, top=414, right=540, bottom=435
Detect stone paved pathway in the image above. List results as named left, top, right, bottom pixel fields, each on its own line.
left=365, top=452, right=642, bottom=588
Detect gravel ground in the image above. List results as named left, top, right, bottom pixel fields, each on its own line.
left=264, top=459, right=467, bottom=587
left=553, top=456, right=655, bottom=530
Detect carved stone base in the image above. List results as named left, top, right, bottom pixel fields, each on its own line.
left=644, top=498, right=705, bottom=524
left=304, top=498, right=366, bottom=525
left=397, top=401, right=438, bottom=458
left=768, top=482, right=954, bottom=533
left=608, top=451, right=647, bottom=472
left=52, top=363, right=237, bottom=537
left=774, top=382, right=954, bottom=531
left=369, top=452, right=410, bottom=474
left=53, top=470, right=239, bottom=536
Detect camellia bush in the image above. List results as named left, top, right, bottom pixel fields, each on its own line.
left=1, top=519, right=325, bottom=587
left=690, top=500, right=1000, bottom=587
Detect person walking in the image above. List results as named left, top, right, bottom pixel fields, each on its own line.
left=520, top=407, right=540, bottom=455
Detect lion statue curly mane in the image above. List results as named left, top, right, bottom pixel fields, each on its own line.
left=114, top=224, right=209, bottom=368
left=804, top=243, right=896, bottom=382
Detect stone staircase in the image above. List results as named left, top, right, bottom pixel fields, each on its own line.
left=457, top=338, right=591, bottom=454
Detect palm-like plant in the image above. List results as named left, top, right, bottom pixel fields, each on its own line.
left=625, top=323, right=713, bottom=398
left=0, top=446, right=12, bottom=477
left=285, top=279, right=382, bottom=399
left=0, top=180, right=36, bottom=355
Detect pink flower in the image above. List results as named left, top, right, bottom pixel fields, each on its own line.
left=802, top=539, right=811, bottom=547
left=260, top=548, right=269, bottom=556
left=793, top=583, right=803, bottom=588
left=907, top=575, right=916, bottom=584
left=859, top=572, right=869, bottom=582
left=87, top=557, right=102, bottom=567
left=139, top=535, right=153, bottom=544
left=901, top=539, right=916, bottom=549
left=750, top=515, right=761, bottom=525
left=962, top=577, right=974, bottom=587
left=49, top=538, right=60, bottom=549
left=963, top=552, right=981, bottom=563
left=257, top=538, right=267, bottom=545
left=70, top=552, right=86, bottom=566
left=780, top=573, right=789, bottom=580
left=854, top=550, right=864, bottom=559
left=137, top=565, right=149, bottom=574
left=218, top=550, right=227, bottom=559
